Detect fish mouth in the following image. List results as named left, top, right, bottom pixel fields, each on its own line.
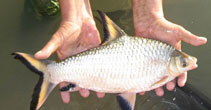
left=189, top=56, right=198, bottom=70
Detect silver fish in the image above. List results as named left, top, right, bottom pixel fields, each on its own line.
left=13, top=11, right=198, bottom=110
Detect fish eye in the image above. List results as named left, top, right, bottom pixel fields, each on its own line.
left=182, top=63, right=187, bottom=67
left=180, top=57, right=187, bottom=67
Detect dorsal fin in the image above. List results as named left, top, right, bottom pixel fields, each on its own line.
left=97, top=10, right=127, bottom=45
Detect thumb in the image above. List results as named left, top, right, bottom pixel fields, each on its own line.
left=34, top=35, right=61, bottom=59
left=179, top=27, right=207, bottom=46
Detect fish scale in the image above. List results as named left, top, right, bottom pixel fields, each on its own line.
left=47, top=36, right=175, bottom=93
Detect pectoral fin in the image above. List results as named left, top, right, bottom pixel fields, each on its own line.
left=97, top=10, right=127, bottom=45
left=151, top=76, right=168, bottom=88
left=117, top=93, right=136, bottom=110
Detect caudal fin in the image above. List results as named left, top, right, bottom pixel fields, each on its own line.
left=12, top=52, right=56, bottom=110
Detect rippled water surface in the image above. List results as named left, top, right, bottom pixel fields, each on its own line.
left=0, top=0, right=211, bottom=110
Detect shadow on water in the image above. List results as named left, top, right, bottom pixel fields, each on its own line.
left=0, top=0, right=211, bottom=110
left=136, top=84, right=211, bottom=110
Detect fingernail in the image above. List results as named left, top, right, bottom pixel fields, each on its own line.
left=156, top=88, right=164, bottom=96
left=158, top=90, right=164, bottom=96
left=80, top=89, right=89, bottom=98
left=198, top=36, right=207, bottom=42
left=35, top=50, right=42, bottom=55
left=61, top=92, right=70, bottom=104
left=167, top=82, right=175, bottom=91
left=97, top=93, right=105, bottom=98
left=178, top=79, right=186, bottom=87
left=139, top=92, right=145, bottom=95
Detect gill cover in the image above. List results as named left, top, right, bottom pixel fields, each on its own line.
left=12, top=52, right=56, bottom=110
left=169, top=50, right=198, bottom=76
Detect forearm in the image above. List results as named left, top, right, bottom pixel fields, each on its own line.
left=132, top=0, right=164, bottom=22
left=132, top=0, right=165, bottom=35
left=59, top=0, right=93, bottom=23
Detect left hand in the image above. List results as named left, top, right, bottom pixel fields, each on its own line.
left=134, top=16, right=206, bottom=96
left=132, top=0, right=207, bottom=96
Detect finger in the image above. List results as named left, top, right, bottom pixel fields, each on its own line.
left=59, top=82, right=70, bottom=103
left=179, top=27, right=207, bottom=46
left=79, top=89, right=90, bottom=98
left=166, top=79, right=176, bottom=91
left=139, top=92, right=145, bottom=96
left=34, top=35, right=61, bottom=59
left=177, top=72, right=187, bottom=87
left=155, top=87, right=164, bottom=96
left=96, top=92, right=105, bottom=98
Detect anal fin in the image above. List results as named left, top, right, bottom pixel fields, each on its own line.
left=117, top=93, right=136, bottom=110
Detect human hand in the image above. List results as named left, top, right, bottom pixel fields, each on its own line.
left=34, top=0, right=105, bottom=103
left=133, top=0, right=207, bottom=96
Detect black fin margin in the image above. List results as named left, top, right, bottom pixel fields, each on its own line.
left=96, top=10, right=127, bottom=45
left=30, top=77, right=43, bottom=110
left=96, top=10, right=110, bottom=43
left=117, top=95, right=132, bottom=110
left=12, top=53, right=44, bottom=110
left=12, top=53, right=43, bottom=77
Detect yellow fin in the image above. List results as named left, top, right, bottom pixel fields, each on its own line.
left=12, top=52, right=56, bottom=110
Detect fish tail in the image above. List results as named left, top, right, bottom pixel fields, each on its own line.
left=12, top=52, right=56, bottom=110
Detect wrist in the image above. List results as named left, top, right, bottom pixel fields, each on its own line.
left=59, top=0, right=93, bottom=23
left=132, top=0, right=165, bottom=35
left=132, top=0, right=164, bottom=21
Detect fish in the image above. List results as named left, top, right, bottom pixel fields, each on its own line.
left=12, top=11, right=198, bottom=110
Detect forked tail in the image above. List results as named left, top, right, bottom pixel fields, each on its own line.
left=12, top=52, right=56, bottom=110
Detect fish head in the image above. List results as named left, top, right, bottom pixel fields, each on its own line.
left=168, top=50, right=198, bottom=77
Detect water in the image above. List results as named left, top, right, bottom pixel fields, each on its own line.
left=0, top=0, right=211, bottom=110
